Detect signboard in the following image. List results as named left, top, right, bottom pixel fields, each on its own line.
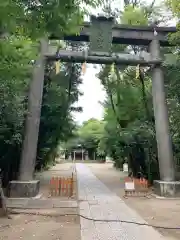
left=123, top=163, right=128, bottom=172
left=125, top=181, right=135, bottom=190
left=89, top=16, right=114, bottom=55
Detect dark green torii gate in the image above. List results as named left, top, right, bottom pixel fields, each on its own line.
left=11, top=16, right=179, bottom=198
left=50, top=17, right=176, bottom=46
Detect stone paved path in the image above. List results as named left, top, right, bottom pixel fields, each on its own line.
left=6, top=199, right=78, bottom=209
left=76, top=163, right=165, bottom=240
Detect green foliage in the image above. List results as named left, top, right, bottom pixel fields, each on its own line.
left=166, top=0, right=180, bottom=46
left=78, top=118, right=104, bottom=148
left=0, top=36, right=36, bottom=184
left=0, top=0, right=102, bottom=38
left=121, top=5, right=148, bottom=25
left=65, top=118, right=105, bottom=159
left=0, top=0, right=103, bottom=185
left=95, top=0, right=179, bottom=181
left=166, top=0, right=180, bottom=17
left=1, top=0, right=180, bottom=188
left=36, top=61, right=82, bottom=169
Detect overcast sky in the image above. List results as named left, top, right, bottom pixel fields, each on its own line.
left=73, top=1, right=123, bottom=124
left=73, top=0, right=175, bottom=124
left=73, top=64, right=106, bottom=124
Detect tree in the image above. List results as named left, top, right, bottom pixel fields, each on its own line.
left=78, top=118, right=105, bottom=159
left=166, top=0, right=180, bottom=18
left=0, top=0, right=102, bottom=38
left=166, top=0, right=180, bottom=45
left=0, top=36, right=37, bottom=185
left=96, top=0, right=178, bottom=182
left=64, top=118, right=105, bottom=160
left=36, top=58, right=83, bottom=169
left=0, top=0, right=103, bottom=187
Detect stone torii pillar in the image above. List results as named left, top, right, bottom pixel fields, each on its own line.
left=150, top=38, right=179, bottom=197
left=10, top=39, right=48, bottom=197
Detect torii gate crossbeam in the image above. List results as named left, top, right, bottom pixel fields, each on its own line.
left=50, top=22, right=176, bottom=46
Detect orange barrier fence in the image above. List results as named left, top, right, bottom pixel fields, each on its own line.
left=124, top=177, right=149, bottom=197
left=50, top=176, right=74, bottom=197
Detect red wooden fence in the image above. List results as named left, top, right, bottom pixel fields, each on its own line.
left=124, top=177, right=149, bottom=197
left=49, top=176, right=73, bottom=197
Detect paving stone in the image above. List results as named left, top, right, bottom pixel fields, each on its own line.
left=81, top=226, right=100, bottom=240
left=81, top=218, right=95, bottom=230
left=76, top=163, right=165, bottom=240
left=7, top=198, right=78, bottom=209
left=95, top=223, right=118, bottom=240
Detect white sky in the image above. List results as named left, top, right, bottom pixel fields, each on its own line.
left=73, top=1, right=123, bottom=124
left=73, top=0, right=175, bottom=124
left=73, top=64, right=106, bottom=123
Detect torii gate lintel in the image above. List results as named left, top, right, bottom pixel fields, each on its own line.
left=50, top=19, right=176, bottom=46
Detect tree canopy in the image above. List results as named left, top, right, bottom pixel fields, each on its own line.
left=64, top=0, right=180, bottom=183
left=96, top=0, right=180, bottom=182
left=0, top=0, right=180, bottom=188
left=0, top=0, right=102, bottom=186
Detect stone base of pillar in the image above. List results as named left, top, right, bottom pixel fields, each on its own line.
left=9, top=180, right=40, bottom=198
left=153, top=180, right=180, bottom=198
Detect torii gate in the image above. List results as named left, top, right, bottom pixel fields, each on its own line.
left=10, top=16, right=179, bottom=198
